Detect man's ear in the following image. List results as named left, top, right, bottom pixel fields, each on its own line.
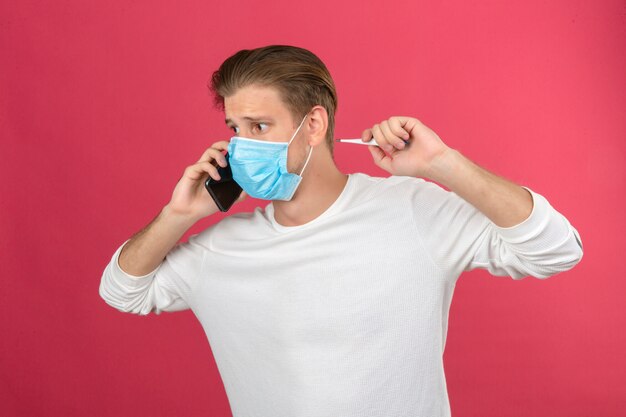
left=306, top=105, right=328, bottom=147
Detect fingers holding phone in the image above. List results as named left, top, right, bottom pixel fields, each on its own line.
left=204, top=152, right=244, bottom=212
left=197, top=141, right=229, bottom=170
left=166, top=141, right=236, bottom=221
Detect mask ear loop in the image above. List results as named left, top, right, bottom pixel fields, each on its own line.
left=288, top=114, right=308, bottom=145
left=289, top=113, right=313, bottom=176
left=299, top=146, right=313, bottom=176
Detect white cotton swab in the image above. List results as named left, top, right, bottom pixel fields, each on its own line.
left=335, top=138, right=410, bottom=146
left=335, top=138, right=379, bottom=146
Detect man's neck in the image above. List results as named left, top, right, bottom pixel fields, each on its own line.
left=272, top=155, right=348, bottom=227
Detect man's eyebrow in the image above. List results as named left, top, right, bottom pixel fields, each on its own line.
left=225, top=116, right=274, bottom=125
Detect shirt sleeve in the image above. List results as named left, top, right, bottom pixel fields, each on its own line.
left=99, top=234, right=206, bottom=315
left=410, top=180, right=584, bottom=280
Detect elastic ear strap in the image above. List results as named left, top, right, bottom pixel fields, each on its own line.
left=299, top=146, right=313, bottom=176
left=288, top=114, right=308, bottom=145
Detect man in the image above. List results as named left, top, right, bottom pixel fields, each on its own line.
left=100, top=45, right=583, bottom=417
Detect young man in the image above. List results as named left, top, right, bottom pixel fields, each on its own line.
left=100, top=45, right=583, bottom=417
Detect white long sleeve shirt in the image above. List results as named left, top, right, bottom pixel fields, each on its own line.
left=99, top=173, right=583, bottom=417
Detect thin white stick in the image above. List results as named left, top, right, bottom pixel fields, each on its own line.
left=335, top=138, right=379, bottom=146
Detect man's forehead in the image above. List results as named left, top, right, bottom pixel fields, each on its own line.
left=223, top=84, right=288, bottom=124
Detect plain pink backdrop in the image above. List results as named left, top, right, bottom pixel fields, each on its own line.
left=1, top=1, right=624, bottom=416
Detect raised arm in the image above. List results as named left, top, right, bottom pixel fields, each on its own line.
left=363, top=116, right=534, bottom=227
left=118, top=141, right=242, bottom=275
left=99, top=141, right=246, bottom=315
left=363, top=116, right=583, bottom=279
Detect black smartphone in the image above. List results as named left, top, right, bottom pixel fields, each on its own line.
left=204, top=153, right=243, bottom=212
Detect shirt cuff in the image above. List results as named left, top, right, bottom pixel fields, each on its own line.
left=490, top=186, right=557, bottom=244
left=111, top=240, right=160, bottom=288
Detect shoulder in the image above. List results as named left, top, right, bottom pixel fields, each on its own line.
left=346, top=173, right=464, bottom=223
left=349, top=172, right=445, bottom=202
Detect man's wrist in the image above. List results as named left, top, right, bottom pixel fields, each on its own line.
left=423, top=147, right=463, bottom=187
left=160, top=204, right=202, bottom=231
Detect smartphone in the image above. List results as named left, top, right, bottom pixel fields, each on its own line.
left=204, top=153, right=243, bottom=212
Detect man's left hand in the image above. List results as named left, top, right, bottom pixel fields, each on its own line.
left=361, top=116, right=452, bottom=178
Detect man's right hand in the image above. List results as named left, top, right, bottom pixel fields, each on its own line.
left=117, top=141, right=246, bottom=277
left=165, top=141, right=245, bottom=221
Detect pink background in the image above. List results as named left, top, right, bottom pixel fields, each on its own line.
left=1, top=1, right=624, bottom=416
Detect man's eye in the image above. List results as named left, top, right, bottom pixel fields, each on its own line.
left=231, top=126, right=239, bottom=134
left=255, top=123, right=268, bottom=132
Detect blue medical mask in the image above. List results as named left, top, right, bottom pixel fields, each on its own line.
left=227, top=114, right=313, bottom=201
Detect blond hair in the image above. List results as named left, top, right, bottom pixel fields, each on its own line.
left=209, top=45, right=338, bottom=153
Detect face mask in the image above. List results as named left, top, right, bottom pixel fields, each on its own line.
left=227, top=114, right=313, bottom=201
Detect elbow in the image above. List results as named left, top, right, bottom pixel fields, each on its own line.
left=507, top=230, right=584, bottom=280
left=121, top=296, right=157, bottom=316
left=557, top=241, right=584, bottom=274
left=554, top=228, right=584, bottom=274
left=530, top=234, right=584, bottom=279
left=99, top=270, right=123, bottom=311
left=98, top=268, right=155, bottom=316
left=533, top=251, right=583, bottom=279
